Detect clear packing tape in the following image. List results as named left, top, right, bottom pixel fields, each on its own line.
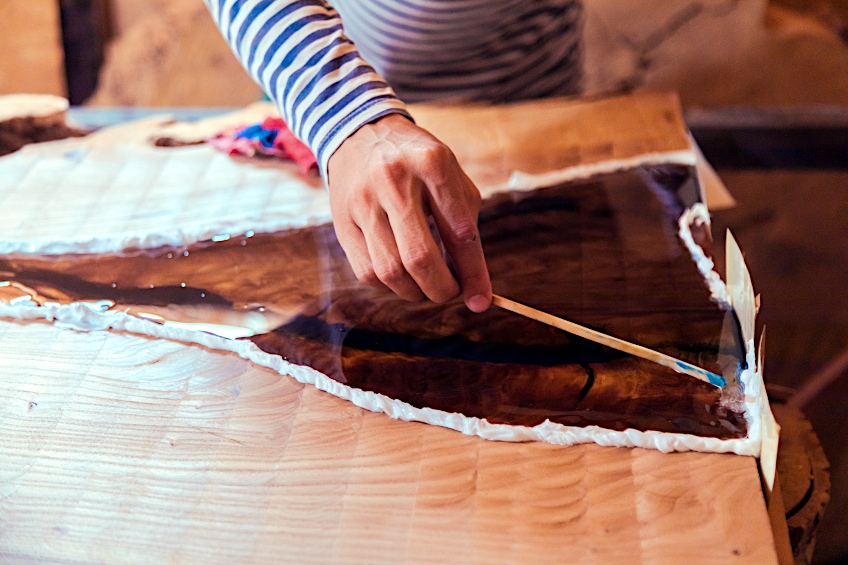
left=726, top=230, right=780, bottom=491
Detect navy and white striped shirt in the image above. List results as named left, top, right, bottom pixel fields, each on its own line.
left=205, top=0, right=583, bottom=177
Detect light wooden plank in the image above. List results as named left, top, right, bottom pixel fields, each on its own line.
left=410, top=92, right=694, bottom=190
left=0, top=319, right=778, bottom=563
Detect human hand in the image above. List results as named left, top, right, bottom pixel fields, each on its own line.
left=327, top=114, right=491, bottom=313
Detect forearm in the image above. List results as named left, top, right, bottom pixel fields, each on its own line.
left=206, top=0, right=491, bottom=311
left=204, top=0, right=410, bottom=178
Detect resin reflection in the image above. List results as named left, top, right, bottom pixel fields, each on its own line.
left=0, top=167, right=747, bottom=439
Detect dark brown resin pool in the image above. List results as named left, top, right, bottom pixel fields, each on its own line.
left=0, top=167, right=747, bottom=439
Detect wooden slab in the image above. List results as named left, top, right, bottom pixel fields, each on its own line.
left=411, top=92, right=693, bottom=189
left=147, top=92, right=736, bottom=209
left=0, top=318, right=778, bottom=564
left=0, top=94, right=782, bottom=561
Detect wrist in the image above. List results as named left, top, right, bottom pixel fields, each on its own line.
left=326, top=108, right=414, bottom=184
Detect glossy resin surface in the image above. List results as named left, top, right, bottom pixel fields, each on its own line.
left=0, top=167, right=746, bottom=438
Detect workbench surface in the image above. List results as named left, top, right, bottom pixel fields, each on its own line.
left=0, top=94, right=783, bottom=563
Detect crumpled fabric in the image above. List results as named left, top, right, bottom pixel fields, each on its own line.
left=208, top=117, right=317, bottom=176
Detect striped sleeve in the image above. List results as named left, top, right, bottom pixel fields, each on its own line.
left=204, top=0, right=412, bottom=179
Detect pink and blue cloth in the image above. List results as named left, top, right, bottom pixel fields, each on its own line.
left=208, top=117, right=317, bottom=176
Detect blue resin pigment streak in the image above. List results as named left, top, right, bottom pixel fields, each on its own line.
left=675, top=360, right=727, bottom=388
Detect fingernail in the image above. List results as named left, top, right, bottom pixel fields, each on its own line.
left=467, top=294, right=490, bottom=313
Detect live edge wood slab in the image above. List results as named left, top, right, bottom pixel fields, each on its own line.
left=0, top=92, right=782, bottom=563
left=0, top=320, right=778, bottom=564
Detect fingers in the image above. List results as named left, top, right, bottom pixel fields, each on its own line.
left=331, top=214, right=385, bottom=288
left=427, top=170, right=492, bottom=313
left=360, top=211, right=427, bottom=302
left=327, top=115, right=491, bottom=310
left=333, top=211, right=423, bottom=301
left=336, top=190, right=463, bottom=304
left=386, top=203, right=459, bottom=303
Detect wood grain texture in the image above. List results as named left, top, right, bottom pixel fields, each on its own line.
left=491, top=294, right=725, bottom=387
left=0, top=319, right=778, bottom=564
left=0, top=94, right=780, bottom=562
left=772, top=403, right=831, bottom=564
left=411, top=92, right=693, bottom=190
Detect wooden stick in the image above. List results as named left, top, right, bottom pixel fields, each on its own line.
left=491, top=294, right=726, bottom=388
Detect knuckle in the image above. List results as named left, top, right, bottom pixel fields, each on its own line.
left=402, top=244, right=436, bottom=275
left=418, top=142, right=451, bottom=168
left=372, top=147, right=409, bottom=183
left=372, top=258, right=405, bottom=286
left=447, top=220, right=480, bottom=246
left=379, top=157, right=407, bottom=185
left=354, top=265, right=380, bottom=287
left=348, top=183, right=377, bottom=208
